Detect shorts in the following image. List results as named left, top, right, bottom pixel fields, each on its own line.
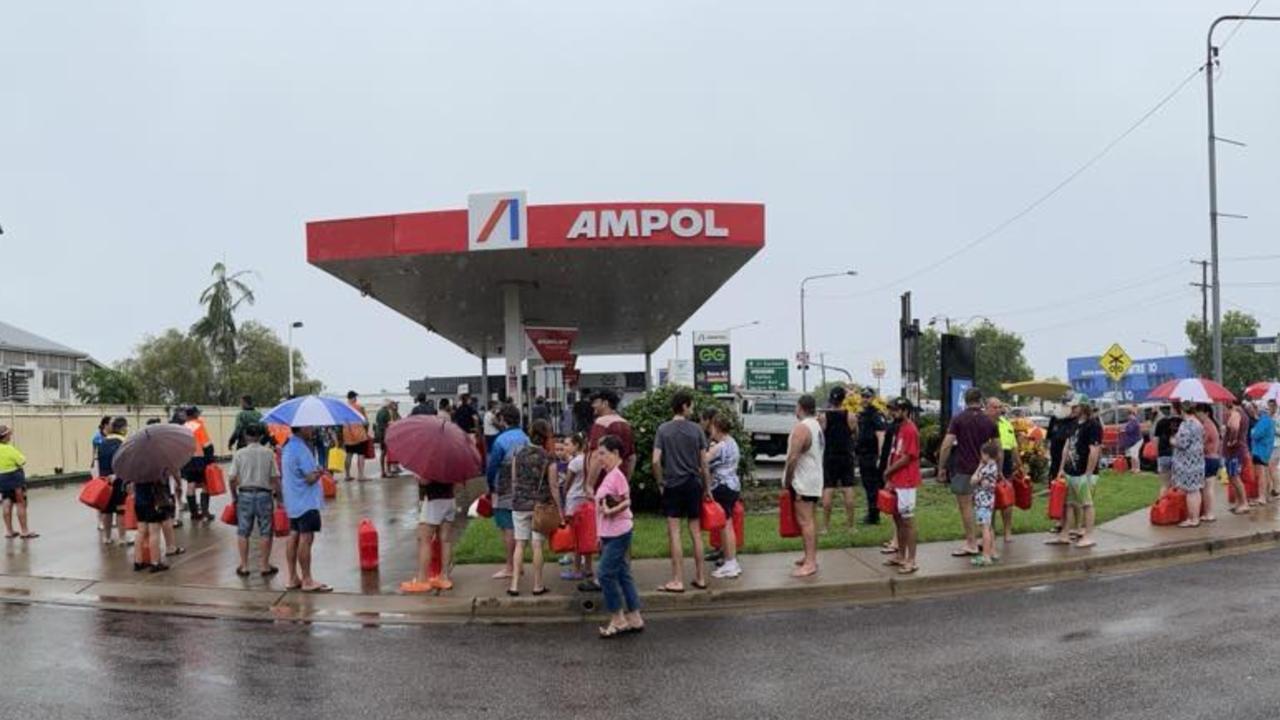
left=975, top=506, right=993, bottom=526
left=661, top=478, right=702, bottom=520
left=104, top=477, right=127, bottom=514
left=493, top=508, right=514, bottom=531
left=1204, top=458, right=1222, bottom=478
left=1157, top=456, right=1172, bottom=474
left=344, top=441, right=369, bottom=456
left=711, top=485, right=740, bottom=519
left=789, top=488, right=820, bottom=504
left=134, top=482, right=171, bottom=524
left=418, top=498, right=456, bottom=526
left=823, top=457, right=855, bottom=488
left=1001, top=452, right=1014, bottom=478
left=1226, top=457, right=1243, bottom=478
left=182, top=459, right=207, bottom=485
left=950, top=473, right=973, bottom=496
left=236, top=490, right=274, bottom=538
left=0, top=469, right=26, bottom=503
left=512, top=510, right=545, bottom=542
left=289, top=509, right=322, bottom=534
left=1067, top=474, right=1096, bottom=507
left=893, top=487, right=917, bottom=519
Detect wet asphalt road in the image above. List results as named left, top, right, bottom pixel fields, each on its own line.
left=3, top=548, right=1280, bottom=720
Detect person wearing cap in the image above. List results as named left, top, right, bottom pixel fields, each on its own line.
left=0, top=425, right=36, bottom=540
left=882, top=399, right=920, bottom=574
left=938, top=387, right=997, bottom=557
left=818, top=386, right=858, bottom=533
left=341, top=391, right=371, bottom=482
left=1048, top=399, right=1102, bottom=548
left=853, top=387, right=888, bottom=525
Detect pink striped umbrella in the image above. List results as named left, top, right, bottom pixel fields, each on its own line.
left=1244, top=381, right=1280, bottom=402
left=1147, top=378, right=1236, bottom=403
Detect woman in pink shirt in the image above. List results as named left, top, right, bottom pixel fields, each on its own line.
left=595, top=435, right=644, bottom=638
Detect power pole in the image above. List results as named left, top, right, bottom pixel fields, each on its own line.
left=1191, top=259, right=1209, bottom=339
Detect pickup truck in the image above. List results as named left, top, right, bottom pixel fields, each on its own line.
left=718, top=392, right=800, bottom=458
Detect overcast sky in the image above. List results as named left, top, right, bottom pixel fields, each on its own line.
left=3, top=1, right=1278, bottom=396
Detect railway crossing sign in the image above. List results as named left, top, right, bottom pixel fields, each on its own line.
left=1100, top=343, right=1133, bottom=383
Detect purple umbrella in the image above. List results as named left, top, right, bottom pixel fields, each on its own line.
left=112, top=424, right=195, bottom=483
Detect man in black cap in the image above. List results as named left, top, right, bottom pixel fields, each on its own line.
left=854, top=388, right=888, bottom=524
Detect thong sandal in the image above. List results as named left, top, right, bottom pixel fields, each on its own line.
left=3, top=533, right=16, bottom=539
left=950, top=548, right=979, bottom=557
left=691, top=580, right=708, bottom=591
left=656, top=584, right=685, bottom=594
left=302, top=584, right=333, bottom=593
left=599, top=623, right=630, bottom=639
left=20, top=533, right=38, bottom=539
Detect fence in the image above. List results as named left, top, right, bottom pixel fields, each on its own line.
left=2, top=404, right=242, bottom=477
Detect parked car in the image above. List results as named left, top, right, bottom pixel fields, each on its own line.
left=718, top=391, right=800, bottom=458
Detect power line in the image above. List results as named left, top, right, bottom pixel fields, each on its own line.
left=1221, top=0, right=1266, bottom=49
left=1016, top=287, right=1197, bottom=336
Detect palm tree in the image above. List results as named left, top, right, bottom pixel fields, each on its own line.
left=191, top=263, right=256, bottom=401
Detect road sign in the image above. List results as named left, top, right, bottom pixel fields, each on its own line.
left=795, top=351, right=810, bottom=365
left=746, top=359, right=789, bottom=391
left=1099, top=343, right=1133, bottom=383
left=1231, top=336, right=1279, bottom=354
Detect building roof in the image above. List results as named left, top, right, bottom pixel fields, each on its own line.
left=0, top=320, right=89, bottom=358
left=307, top=200, right=765, bottom=356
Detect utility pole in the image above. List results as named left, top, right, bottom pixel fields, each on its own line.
left=819, top=352, right=827, bottom=388
left=1191, top=259, right=1209, bottom=339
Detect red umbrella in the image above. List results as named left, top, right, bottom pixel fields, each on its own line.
left=385, top=415, right=481, bottom=484
left=112, top=424, right=195, bottom=483
left=1147, top=378, right=1236, bottom=404
left=1244, top=381, right=1280, bottom=402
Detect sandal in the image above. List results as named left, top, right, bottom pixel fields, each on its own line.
left=235, top=567, right=251, bottom=578
left=950, top=548, right=979, bottom=557
left=531, top=587, right=549, bottom=596
left=691, top=580, right=708, bottom=591
left=1178, top=520, right=1201, bottom=528
left=656, top=583, right=685, bottom=594
left=20, top=533, right=38, bottom=539
left=301, top=584, right=333, bottom=593
left=166, top=547, right=187, bottom=557
left=883, top=558, right=903, bottom=567
left=261, top=566, right=279, bottom=577
left=599, top=623, right=630, bottom=639
left=897, top=565, right=919, bottom=575
left=4, top=533, right=17, bottom=539
left=506, top=589, right=520, bottom=597
left=149, top=563, right=170, bottom=573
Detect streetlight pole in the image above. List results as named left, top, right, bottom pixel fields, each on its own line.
left=1140, top=339, right=1169, bottom=358
left=1205, top=14, right=1280, bottom=383
left=287, top=321, right=304, bottom=396
left=800, top=270, right=857, bottom=392
left=720, top=320, right=761, bottom=334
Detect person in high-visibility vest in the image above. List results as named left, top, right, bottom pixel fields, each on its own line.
left=183, top=406, right=216, bottom=522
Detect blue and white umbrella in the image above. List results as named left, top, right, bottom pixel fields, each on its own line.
left=261, top=395, right=364, bottom=427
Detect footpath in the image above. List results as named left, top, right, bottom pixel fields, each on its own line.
left=2, top=477, right=1277, bottom=626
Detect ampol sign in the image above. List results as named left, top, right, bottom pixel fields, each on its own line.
left=692, top=331, right=731, bottom=394
left=566, top=208, right=729, bottom=240
left=468, top=191, right=528, bottom=252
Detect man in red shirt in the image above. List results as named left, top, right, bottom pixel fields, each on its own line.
left=883, top=398, right=921, bottom=574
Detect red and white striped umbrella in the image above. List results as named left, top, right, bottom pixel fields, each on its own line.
left=1244, top=381, right=1280, bottom=402
left=1147, top=378, right=1236, bottom=403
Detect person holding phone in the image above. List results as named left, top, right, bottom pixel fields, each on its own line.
left=595, top=434, right=643, bottom=638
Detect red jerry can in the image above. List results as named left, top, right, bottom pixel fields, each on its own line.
left=220, top=502, right=238, bottom=526
left=204, top=464, right=227, bottom=496
left=122, top=494, right=138, bottom=531
left=358, top=519, right=379, bottom=571
left=700, top=498, right=727, bottom=533
left=1013, top=473, right=1033, bottom=511
left=574, top=502, right=598, bottom=556
left=321, top=472, right=337, bottom=499
left=272, top=506, right=290, bottom=537
left=993, top=480, right=1015, bottom=511
left=710, top=500, right=745, bottom=550
left=551, top=525, right=576, bottom=554
left=1111, top=457, right=1128, bottom=473
left=79, top=477, right=113, bottom=511
left=429, top=535, right=442, bottom=577
left=876, top=487, right=898, bottom=516
left=778, top=491, right=801, bottom=538
left=1047, top=478, right=1068, bottom=521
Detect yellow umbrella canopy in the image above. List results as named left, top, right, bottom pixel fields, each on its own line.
left=1001, top=379, right=1073, bottom=400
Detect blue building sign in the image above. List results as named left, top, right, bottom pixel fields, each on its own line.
left=1066, top=355, right=1194, bottom=402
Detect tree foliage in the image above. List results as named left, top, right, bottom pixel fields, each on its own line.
left=622, top=384, right=754, bottom=512
left=919, top=322, right=1034, bottom=400
left=121, top=330, right=216, bottom=405
left=226, top=321, right=322, bottom=405
left=1185, top=310, right=1275, bottom=393
left=191, top=262, right=257, bottom=404
left=72, top=366, right=142, bottom=406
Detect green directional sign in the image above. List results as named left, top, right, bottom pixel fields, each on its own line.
left=745, top=358, right=789, bottom=391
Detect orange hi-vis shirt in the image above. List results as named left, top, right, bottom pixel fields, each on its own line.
left=185, top=419, right=212, bottom=456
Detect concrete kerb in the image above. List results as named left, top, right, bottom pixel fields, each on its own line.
left=1, top=528, right=1278, bottom=626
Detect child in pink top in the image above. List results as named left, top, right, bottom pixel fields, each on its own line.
left=593, top=435, right=643, bottom=638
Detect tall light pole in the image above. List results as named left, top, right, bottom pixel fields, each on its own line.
left=1140, top=339, right=1169, bottom=358
left=1205, top=14, right=1280, bottom=383
left=720, top=320, right=761, bottom=334
left=287, top=321, right=304, bottom=396
left=800, top=270, right=857, bottom=392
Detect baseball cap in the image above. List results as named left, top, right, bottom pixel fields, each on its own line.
left=891, top=397, right=913, bottom=411
left=859, top=387, right=875, bottom=399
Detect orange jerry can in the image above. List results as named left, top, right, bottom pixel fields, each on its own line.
left=358, top=519, right=379, bottom=571
left=122, top=494, right=138, bottom=530
left=321, top=472, right=337, bottom=499
left=1047, top=478, right=1068, bottom=521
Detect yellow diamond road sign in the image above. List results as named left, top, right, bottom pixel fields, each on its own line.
left=1100, top=343, right=1132, bottom=383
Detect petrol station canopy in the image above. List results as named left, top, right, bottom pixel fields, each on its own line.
left=306, top=199, right=766, bottom=357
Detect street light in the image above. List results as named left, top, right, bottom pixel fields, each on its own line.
left=287, top=321, right=304, bottom=396
left=1205, top=14, right=1280, bottom=383
left=800, top=270, right=857, bottom=392
left=1140, top=339, right=1169, bottom=358
left=719, top=320, right=761, bottom=334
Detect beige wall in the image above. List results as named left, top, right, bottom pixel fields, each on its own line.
left=2, top=404, right=241, bottom=477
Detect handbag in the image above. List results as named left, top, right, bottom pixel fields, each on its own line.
left=528, top=450, right=562, bottom=536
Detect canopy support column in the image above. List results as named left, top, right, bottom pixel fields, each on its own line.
left=480, top=343, right=490, bottom=404
left=644, top=352, right=653, bottom=390
left=503, top=284, right=523, bottom=407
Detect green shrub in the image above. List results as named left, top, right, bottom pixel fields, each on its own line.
left=622, top=385, right=754, bottom=511
left=920, top=423, right=942, bottom=466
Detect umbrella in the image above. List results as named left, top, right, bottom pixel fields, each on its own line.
left=1001, top=379, right=1073, bottom=401
left=1147, top=378, right=1236, bottom=404
left=262, top=395, right=364, bottom=427
left=385, top=415, right=481, bottom=484
left=1245, top=381, right=1280, bottom=402
left=112, top=424, right=195, bottom=483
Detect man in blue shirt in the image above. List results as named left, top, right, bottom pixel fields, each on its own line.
left=484, top=404, right=528, bottom=580
left=281, top=427, right=331, bottom=593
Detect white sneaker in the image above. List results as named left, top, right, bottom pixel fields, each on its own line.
left=712, top=561, right=742, bottom=579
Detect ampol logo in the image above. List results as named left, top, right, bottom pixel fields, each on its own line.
left=468, top=191, right=528, bottom=251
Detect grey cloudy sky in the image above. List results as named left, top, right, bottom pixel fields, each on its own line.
left=3, top=1, right=1278, bottom=395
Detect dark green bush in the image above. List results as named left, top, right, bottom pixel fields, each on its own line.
left=622, top=385, right=754, bottom=511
